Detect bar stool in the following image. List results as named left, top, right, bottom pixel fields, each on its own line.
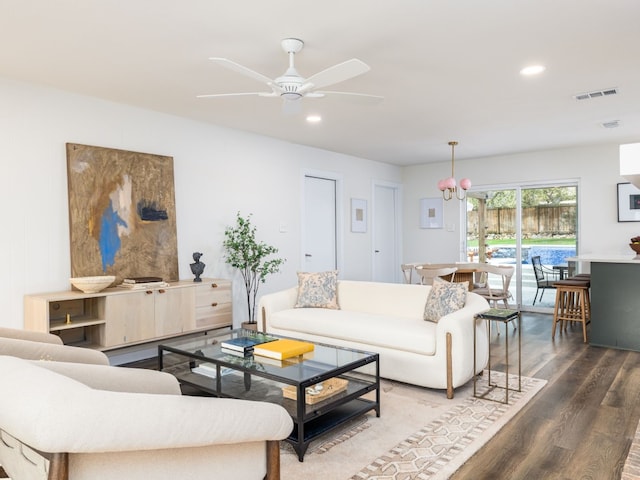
left=552, top=277, right=591, bottom=343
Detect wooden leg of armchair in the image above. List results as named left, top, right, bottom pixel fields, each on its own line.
left=48, top=452, right=69, bottom=480
left=446, top=332, right=454, bottom=399
left=264, top=440, right=281, bottom=480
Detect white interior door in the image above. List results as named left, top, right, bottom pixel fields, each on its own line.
left=373, top=183, right=399, bottom=282
left=303, top=175, right=337, bottom=272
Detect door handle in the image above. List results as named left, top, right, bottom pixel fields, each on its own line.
left=375, top=250, right=380, bottom=253
left=305, top=254, right=312, bottom=257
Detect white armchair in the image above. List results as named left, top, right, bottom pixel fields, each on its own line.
left=0, top=327, right=294, bottom=480
left=0, top=327, right=109, bottom=365
left=0, top=356, right=293, bottom=480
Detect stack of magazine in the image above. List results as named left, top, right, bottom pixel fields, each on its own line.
left=191, top=362, right=234, bottom=379
left=117, top=276, right=169, bottom=289
left=220, top=333, right=277, bottom=357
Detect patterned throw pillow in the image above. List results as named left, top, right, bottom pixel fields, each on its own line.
left=423, top=277, right=468, bottom=322
left=295, top=271, right=340, bottom=309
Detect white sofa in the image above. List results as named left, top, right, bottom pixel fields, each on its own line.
left=259, top=280, right=490, bottom=398
left=0, top=328, right=294, bottom=480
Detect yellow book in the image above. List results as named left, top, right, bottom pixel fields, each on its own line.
left=253, top=338, right=315, bottom=360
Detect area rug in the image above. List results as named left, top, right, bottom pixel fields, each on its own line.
left=280, top=371, right=546, bottom=480
left=622, top=417, right=640, bottom=480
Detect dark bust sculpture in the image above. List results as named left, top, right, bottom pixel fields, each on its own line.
left=190, top=252, right=205, bottom=282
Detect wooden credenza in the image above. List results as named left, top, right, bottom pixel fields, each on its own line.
left=24, top=278, right=232, bottom=350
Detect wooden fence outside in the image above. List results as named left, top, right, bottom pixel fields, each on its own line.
left=468, top=205, right=576, bottom=236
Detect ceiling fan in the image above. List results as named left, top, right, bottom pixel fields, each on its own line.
left=197, top=38, right=383, bottom=110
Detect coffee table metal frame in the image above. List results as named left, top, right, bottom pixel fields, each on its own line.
left=158, top=329, right=380, bottom=461
left=473, top=309, right=522, bottom=404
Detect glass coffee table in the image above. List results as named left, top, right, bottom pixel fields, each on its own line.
left=158, top=329, right=380, bottom=461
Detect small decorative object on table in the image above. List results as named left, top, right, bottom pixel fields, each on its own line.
left=630, top=237, right=640, bottom=257
left=282, top=378, right=349, bottom=404
left=190, top=252, right=205, bottom=282
left=70, top=275, right=116, bottom=293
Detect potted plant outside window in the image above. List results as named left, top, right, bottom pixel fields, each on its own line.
left=223, top=212, right=285, bottom=325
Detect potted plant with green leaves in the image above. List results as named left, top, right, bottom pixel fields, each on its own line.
left=223, top=212, right=285, bottom=326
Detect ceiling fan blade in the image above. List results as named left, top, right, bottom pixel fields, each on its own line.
left=304, top=59, right=371, bottom=90
left=314, top=91, right=384, bottom=104
left=196, top=92, right=278, bottom=99
left=208, top=57, right=275, bottom=85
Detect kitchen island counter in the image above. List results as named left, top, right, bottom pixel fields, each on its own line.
left=568, top=256, right=640, bottom=352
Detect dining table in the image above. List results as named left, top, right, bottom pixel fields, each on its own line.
left=405, top=263, right=481, bottom=291
left=553, top=264, right=568, bottom=280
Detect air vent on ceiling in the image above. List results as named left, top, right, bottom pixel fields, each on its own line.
left=601, top=120, right=620, bottom=129
left=574, top=87, right=618, bottom=101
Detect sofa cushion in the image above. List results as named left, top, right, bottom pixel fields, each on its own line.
left=268, top=308, right=437, bottom=355
left=423, top=277, right=468, bottom=323
left=295, top=270, right=339, bottom=309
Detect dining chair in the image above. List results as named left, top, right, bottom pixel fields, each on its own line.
left=401, top=263, right=418, bottom=284
left=414, top=266, right=457, bottom=285
left=531, top=255, right=559, bottom=305
left=473, top=264, right=515, bottom=308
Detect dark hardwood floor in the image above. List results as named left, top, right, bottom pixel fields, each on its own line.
left=119, top=312, right=640, bottom=479
left=452, top=312, right=640, bottom=480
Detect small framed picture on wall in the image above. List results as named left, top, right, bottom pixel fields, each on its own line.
left=351, top=198, right=367, bottom=233
left=617, top=183, right=640, bottom=222
left=420, top=197, right=444, bottom=229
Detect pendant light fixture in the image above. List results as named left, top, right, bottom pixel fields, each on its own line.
left=437, top=141, right=471, bottom=201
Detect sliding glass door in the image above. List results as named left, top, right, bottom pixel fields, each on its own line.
left=466, top=183, right=577, bottom=312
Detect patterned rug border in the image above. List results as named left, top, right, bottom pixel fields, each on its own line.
left=349, top=371, right=547, bottom=480
left=622, top=416, right=640, bottom=479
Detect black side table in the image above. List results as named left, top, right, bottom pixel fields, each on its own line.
left=474, top=308, right=522, bottom=404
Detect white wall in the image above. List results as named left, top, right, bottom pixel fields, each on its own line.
left=0, top=77, right=401, bottom=328
left=402, top=144, right=639, bottom=263
left=3, top=75, right=636, bottom=331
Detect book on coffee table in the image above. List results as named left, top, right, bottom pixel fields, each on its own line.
left=221, top=347, right=253, bottom=358
left=220, top=334, right=277, bottom=354
left=192, top=362, right=233, bottom=379
left=253, top=338, right=314, bottom=360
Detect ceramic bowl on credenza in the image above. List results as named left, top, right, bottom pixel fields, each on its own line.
left=70, top=275, right=116, bottom=293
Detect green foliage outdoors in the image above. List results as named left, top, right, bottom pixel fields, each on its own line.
left=467, top=187, right=576, bottom=210
left=467, top=187, right=577, bottom=250
left=223, top=212, right=285, bottom=323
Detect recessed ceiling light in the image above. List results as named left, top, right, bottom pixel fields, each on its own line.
left=306, top=114, right=322, bottom=123
left=520, top=65, right=546, bottom=76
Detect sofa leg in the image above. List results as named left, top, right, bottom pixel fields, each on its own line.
left=48, top=452, right=69, bottom=480
left=264, top=440, right=280, bottom=480
left=446, top=332, right=454, bottom=399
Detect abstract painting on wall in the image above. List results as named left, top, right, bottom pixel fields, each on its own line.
left=66, top=143, right=179, bottom=283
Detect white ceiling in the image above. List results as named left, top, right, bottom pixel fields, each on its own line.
left=1, top=0, right=639, bottom=166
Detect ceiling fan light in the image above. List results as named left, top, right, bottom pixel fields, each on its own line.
left=281, top=92, right=302, bottom=100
